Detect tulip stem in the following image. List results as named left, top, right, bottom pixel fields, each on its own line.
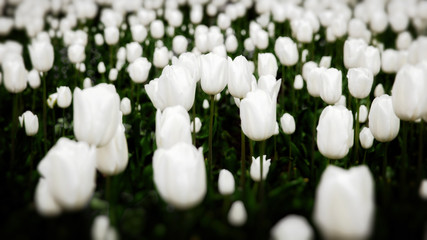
left=259, top=140, right=266, bottom=202
left=62, top=109, right=66, bottom=137
left=419, top=122, right=424, bottom=180
left=383, top=142, right=388, bottom=180
left=10, top=93, right=18, bottom=166
left=192, top=104, right=196, bottom=145
left=42, top=72, right=48, bottom=153
left=240, top=130, right=246, bottom=189
left=106, top=176, right=115, bottom=226
left=354, top=98, right=360, bottom=165
left=208, top=95, right=215, bottom=182
left=402, top=122, right=408, bottom=187
left=311, top=99, right=318, bottom=180
left=287, top=134, right=292, bottom=179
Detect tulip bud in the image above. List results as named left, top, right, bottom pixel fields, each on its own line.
left=319, top=68, right=342, bottom=105
left=109, top=68, right=118, bottom=81
left=97, top=62, right=106, bottom=74
left=190, top=5, right=203, bottom=24
left=172, top=52, right=201, bottom=82
left=203, top=99, right=209, bottom=109
left=374, top=83, right=385, bottom=97
left=313, top=165, right=375, bottom=240
left=153, top=142, right=206, bottom=209
left=116, top=47, right=126, bottom=62
left=280, top=113, right=296, bottom=135
left=94, top=33, right=104, bottom=46
left=305, top=66, right=323, bottom=98
left=369, top=95, right=400, bottom=142
left=166, top=9, right=183, bottom=28
left=225, top=34, right=238, bottom=53
left=28, top=69, right=41, bottom=89
left=34, top=178, right=61, bottom=216
left=47, top=93, right=58, bottom=109
left=28, top=40, right=54, bottom=72
left=131, top=24, right=147, bottom=43
left=381, top=49, right=400, bottom=73
left=358, top=105, right=368, bottom=123
left=156, top=106, right=192, bottom=149
left=389, top=11, right=409, bottom=33
left=120, top=97, right=131, bottom=115
left=274, top=37, right=299, bottom=66
left=344, top=38, right=367, bottom=69
left=257, top=75, right=281, bottom=101
left=218, top=169, right=235, bottom=196
left=420, top=180, right=427, bottom=200
left=83, top=77, right=92, bottom=89
left=319, top=56, right=332, bottom=68
left=68, top=44, right=85, bottom=64
left=244, top=38, right=255, bottom=52
left=240, top=89, right=277, bottom=141
left=19, top=110, right=39, bottom=136
left=96, top=115, right=128, bottom=176
left=190, top=117, right=202, bottom=133
left=153, top=46, right=169, bottom=69
left=92, top=215, right=117, bottom=240
left=359, top=127, right=374, bottom=149
left=369, top=11, right=388, bottom=34
left=57, top=86, right=72, bottom=108
left=391, top=65, right=427, bottom=121
left=2, top=56, right=27, bottom=93
left=126, top=42, right=142, bottom=63
left=145, top=65, right=196, bottom=111
left=36, top=138, right=96, bottom=212
left=73, top=84, right=121, bottom=147
left=228, top=201, right=247, bottom=227
left=396, top=31, right=412, bottom=50
left=255, top=29, right=269, bottom=50
left=150, top=20, right=164, bottom=39
left=250, top=155, right=271, bottom=182
left=104, top=26, right=119, bottom=45
left=317, top=105, right=354, bottom=159
left=271, top=215, right=314, bottom=240
left=294, top=74, right=304, bottom=90
left=258, top=53, right=278, bottom=77
left=128, top=57, right=151, bottom=84
left=347, top=67, right=373, bottom=99
left=294, top=19, right=314, bottom=43
left=361, top=46, right=381, bottom=76
left=200, top=53, right=228, bottom=95
left=172, top=35, right=188, bottom=55
left=218, top=13, right=231, bottom=30
left=227, top=56, right=255, bottom=99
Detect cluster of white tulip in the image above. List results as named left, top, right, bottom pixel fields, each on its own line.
left=2, top=0, right=427, bottom=238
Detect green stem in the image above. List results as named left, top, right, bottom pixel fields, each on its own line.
left=106, top=176, right=114, bottom=226
left=287, top=134, right=292, bottom=179
left=383, top=142, right=388, bottom=180
left=192, top=104, right=196, bottom=145
left=11, top=94, right=18, bottom=165
left=311, top=99, right=318, bottom=180
left=354, top=98, right=360, bottom=165
left=208, top=95, right=215, bottom=182
left=240, top=130, right=246, bottom=189
left=42, top=73, right=48, bottom=153
left=259, top=140, right=266, bottom=201
left=402, top=122, right=408, bottom=186
left=62, top=109, right=66, bottom=137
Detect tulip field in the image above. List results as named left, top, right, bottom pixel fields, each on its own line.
left=3, top=0, right=427, bottom=239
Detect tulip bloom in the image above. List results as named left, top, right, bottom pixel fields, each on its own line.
left=153, top=142, right=206, bottom=209
left=227, top=55, right=254, bottom=99
left=258, top=53, right=278, bottom=77
left=145, top=65, right=196, bottom=111
left=28, top=40, right=54, bottom=72
left=228, top=201, right=247, bottom=227
left=316, top=105, right=354, bottom=159
left=250, top=155, right=271, bottom=182
left=155, top=106, right=192, bottom=149
left=313, top=165, right=375, bottom=240
left=73, top=83, right=121, bottom=147
left=347, top=67, right=373, bottom=99
left=319, top=68, right=342, bottom=105
left=19, top=110, right=39, bottom=136
left=257, top=75, right=281, bottom=101
left=200, top=53, right=228, bottom=95
left=359, top=127, right=374, bottom=149
left=280, top=113, right=296, bottom=135
left=271, top=215, right=314, bottom=240
left=240, top=89, right=277, bottom=141
left=2, top=56, right=27, bottom=93
left=36, top=138, right=96, bottom=214
left=128, top=57, right=151, bottom=84
left=57, top=86, right=72, bottom=108
left=218, top=169, right=235, bottom=196
left=274, top=37, right=299, bottom=66
left=369, top=95, right=400, bottom=142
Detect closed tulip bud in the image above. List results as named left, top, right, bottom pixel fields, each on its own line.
left=280, top=113, right=296, bottom=135
left=369, top=95, right=400, bottom=142
left=255, top=29, right=269, bottom=50
left=172, top=35, right=188, bottom=55
left=128, top=57, right=151, bottom=84
left=381, top=49, right=400, bottom=73
left=335, top=95, right=347, bottom=107
left=258, top=75, right=281, bottom=101
left=295, top=20, right=314, bottom=43
left=212, top=45, right=227, bottom=58
left=359, top=127, right=374, bottom=149
left=2, top=57, right=27, bottom=93
left=150, top=20, right=164, bottom=39
left=305, top=66, right=323, bottom=98
left=92, top=215, right=117, bottom=240
left=172, top=52, right=201, bottom=82
left=94, top=33, right=104, bottom=46
left=250, top=155, right=271, bottom=182
left=225, top=34, right=238, bottom=53
left=68, top=44, right=85, bottom=64
left=240, top=89, right=277, bottom=141
left=294, top=74, right=304, bottom=90
left=126, top=42, right=142, bottom=63
left=396, top=32, right=412, bottom=50
left=28, top=69, right=41, bottom=89
left=120, top=97, right=131, bottom=115
left=361, top=46, right=381, bottom=75
left=37, top=138, right=96, bottom=212
left=314, top=165, right=375, bottom=240
left=347, top=67, right=373, bottom=99
left=227, top=56, right=254, bottom=99
left=200, top=53, right=228, bottom=95
left=47, top=93, right=58, bottom=109
left=271, top=215, right=314, bottom=240
left=392, top=65, right=427, bottom=121
left=258, top=53, right=278, bottom=77
left=190, top=117, right=202, bottom=133
left=79, top=63, right=86, bottom=72
left=153, top=142, right=206, bottom=209
left=57, top=86, right=72, bottom=108
left=83, top=77, right=92, bottom=89
left=319, top=56, right=332, bottom=68
left=190, top=5, right=203, bottom=24
left=319, top=68, right=342, bottom=105
left=302, top=61, right=317, bottom=81
left=166, top=9, right=183, bottom=28
left=35, top=178, right=61, bottom=216
left=156, top=106, right=192, bottom=149
left=218, top=169, right=235, bottom=196
left=131, top=24, right=147, bottom=43
left=97, top=62, right=106, bottom=74
left=153, top=47, right=169, bottom=69
left=145, top=65, right=196, bottom=111
left=96, top=116, right=128, bottom=176
left=317, top=105, right=354, bottom=159
left=274, top=37, right=299, bottom=66
left=228, top=201, right=247, bottom=227
left=389, top=11, right=409, bottom=33
left=19, top=110, right=39, bottom=136
left=344, top=38, right=367, bottom=69
left=358, top=105, right=368, bottom=123
left=369, top=11, right=388, bottom=34
left=244, top=38, right=255, bottom=52
left=73, top=83, right=120, bottom=147
left=104, top=26, right=119, bottom=45
left=28, top=40, right=54, bottom=72
left=420, top=180, right=427, bottom=200
left=203, top=99, right=209, bottom=109
left=218, top=13, right=231, bottom=30
left=374, top=83, right=385, bottom=97
left=108, top=68, right=118, bottom=81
